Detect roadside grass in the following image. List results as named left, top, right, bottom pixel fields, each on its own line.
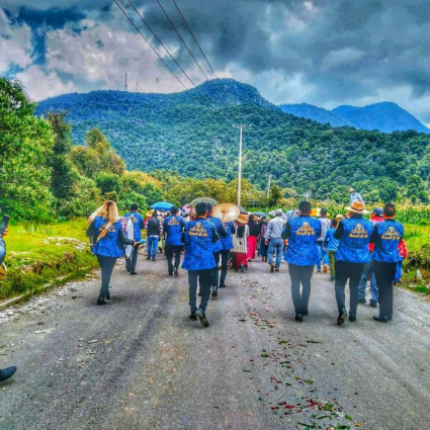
left=0, top=220, right=98, bottom=301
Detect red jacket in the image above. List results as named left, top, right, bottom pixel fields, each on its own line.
left=398, top=239, right=408, bottom=259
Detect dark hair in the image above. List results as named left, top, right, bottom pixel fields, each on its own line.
left=331, top=218, right=338, bottom=227
left=195, top=202, right=207, bottom=216
left=206, top=203, right=213, bottom=213
left=170, top=206, right=179, bottom=214
left=298, top=201, right=312, bottom=214
left=320, top=208, right=328, bottom=216
left=153, top=210, right=158, bottom=217
left=130, top=203, right=139, bottom=211
left=384, top=203, right=396, bottom=217
left=237, top=225, right=245, bottom=238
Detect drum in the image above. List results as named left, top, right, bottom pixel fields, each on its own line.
left=123, top=217, right=135, bottom=259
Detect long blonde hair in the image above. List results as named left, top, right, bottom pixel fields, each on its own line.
left=96, top=200, right=119, bottom=224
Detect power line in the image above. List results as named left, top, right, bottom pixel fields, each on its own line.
left=112, top=0, right=188, bottom=90
left=125, top=0, right=196, bottom=87
left=157, top=0, right=209, bottom=81
left=172, top=0, right=218, bottom=79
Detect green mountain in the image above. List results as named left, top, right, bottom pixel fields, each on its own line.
left=36, top=79, right=430, bottom=202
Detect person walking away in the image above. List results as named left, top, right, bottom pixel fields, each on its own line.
left=259, top=217, right=270, bottom=262
left=334, top=201, right=373, bottom=325
left=182, top=202, right=219, bottom=327
left=316, top=208, right=331, bottom=273
left=206, top=203, right=228, bottom=298
left=394, top=239, right=408, bottom=284
left=231, top=214, right=249, bottom=272
left=349, top=188, right=363, bottom=205
left=0, top=226, right=17, bottom=383
left=371, top=203, right=404, bottom=323
left=265, top=210, right=285, bottom=273
left=87, top=200, right=137, bottom=305
left=323, top=219, right=340, bottom=281
left=164, top=206, right=185, bottom=277
left=247, top=215, right=259, bottom=262
left=124, top=203, right=145, bottom=275
left=282, top=201, right=321, bottom=322
left=219, top=220, right=236, bottom=289
left=146, top=211, right=162, bottom=261
left=358, top=207, right=384, bottom=307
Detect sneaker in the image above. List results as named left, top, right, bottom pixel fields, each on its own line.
left=295, top=314, right=303, bottom=323
left=323, top=264, right=328, bottom=273
left=146, top=256, right=151, bottom=260
left=0, top=366, right=17, bottom=383
left=337, top=308, right=348, bottom=326
left=212, top=286, right=218, bottom=299
left=196, top=309, right=209, bottom=327
left=189, top=314, right=197, bottom=321
left=358, top=297, right=367, bottom=304
left=373, top=315, right=388, bottom=323
left=270, top=264, right=275, bottom=273
left=369, top=300, right=378, bottom=308
left=173, top=267, right=179, bottom=277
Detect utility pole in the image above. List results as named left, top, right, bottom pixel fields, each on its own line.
left=124, top=73, right=128, bottom=91
left=267, top=174, right=272, bottom=198
left=304, top=191, right=311, bottom=201
left=237, top=124, right=243, bottom=206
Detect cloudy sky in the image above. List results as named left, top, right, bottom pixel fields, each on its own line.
left=2, top=0, right=430, bottom=124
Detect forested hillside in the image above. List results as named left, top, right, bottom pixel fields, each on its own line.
left=36, top=79, right=430, bottom=204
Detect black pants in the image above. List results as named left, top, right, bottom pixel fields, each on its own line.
left=220, top=250, right=230, bottom=286
left=335, top=261, right=365, bottom=316
left=188, top=270, right=212, bottom=314
left=166, top=245, right=183, bottom=275
left=288, top=264, right=314, bottom=314
left=374, top=261, right=396, bottom=318
left=96, top=255, right=117, bottom=299
left=126, top=245, right=139, bottom=273
left=212, top=252, right=220, bottom=287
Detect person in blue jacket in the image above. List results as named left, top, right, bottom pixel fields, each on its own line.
left=164, top=206, right=185, bottom=277
left=370, top=203, right=404, bottom=323
left=323, top=219, right=340, bottom=281
left=219, top=221, right=236, bottom=289
left=282, top=201, right=321, bottom=322
left=334, top=200, right=374, bottom=325
left=206, top=203, right=228, bottom=298
left=124, top=203, right=145, bottom=275
left=87, top=201, right=137, bottom=305
left=182, top=202, right=219, bottom=327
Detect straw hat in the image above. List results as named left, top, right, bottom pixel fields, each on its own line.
left=348, top=187, right=355, bottom=193
left=237, top=213, right=249, bottom=225
left=345, top=200, right=369, bottom=215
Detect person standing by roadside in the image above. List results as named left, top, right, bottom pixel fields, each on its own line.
left=333, top=201, right=373, bottom=325
left=316, top=208, right=331, bottom=273
left=371, top=203, right=404, bottom=323
left=87, top=201, right=138, bottom=305
left=182, top=202, right=219, bottom=327
left=323, top=219, right=340, bottom=281
left=247, top=215, right=260, bottom=262
left=146, top=211, right=162, bottom=261
left=164, top=206, right=184, bottom=277
left=123, top=203, right=145, bottom=276
left=282, top=201, right=321, bottom=322
left=349, top=188, right=363, bottom=205
left=265, top=210, right=285, bottom=272
left=358, top=207, right=384, bottom=307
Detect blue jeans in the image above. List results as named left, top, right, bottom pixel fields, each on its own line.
left=147, top=236, right=159, bottom=259
left=358, top=259, right=378, bottom=301
left=316, top=242, right=329, bottom=270
left=268, top=238, right=283, bottom=268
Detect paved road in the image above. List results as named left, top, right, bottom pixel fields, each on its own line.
left=0, top=254, right=429, bottom=430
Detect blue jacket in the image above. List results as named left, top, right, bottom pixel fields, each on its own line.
left=372, top=219, right=404, bottom=263
left=92, top=216, right=126, bottom=258
left=164, top=215, right=184, bottom=246
left=323, top=228, right=339, bottom=252
left=124, top=212, right=144, bottom=241
left=282, top=216, right=321, bottom=266
left=182, top=219, right=218, bottom=271
left=221, top=221, right=235, bottom=251
left=208, top=216, right=227, bottom=253
left=335, top=217, right=374, bottom=263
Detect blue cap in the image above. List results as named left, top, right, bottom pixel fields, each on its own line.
left=372, top=207, right=383, bottom=216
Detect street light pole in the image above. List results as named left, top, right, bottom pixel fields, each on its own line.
left=238, top=124, right=243, bottom=206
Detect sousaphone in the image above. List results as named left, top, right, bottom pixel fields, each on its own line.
left=212, top=203, right=241, bottom=223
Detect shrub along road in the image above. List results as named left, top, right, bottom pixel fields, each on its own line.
left=0, top=255, right=429, bottom=430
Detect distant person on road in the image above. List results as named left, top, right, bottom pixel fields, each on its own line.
left=282, top=201, right=321, bottom=322
left=334, top=200, right=373, bottom=325
left=182, top=202, right=219, bottom=327
left=206, top=203, right=228, bottom=298
left=123, top=203, right=145, bottom=276
left=146, top=211, right=162, bottom=261
left=231, top=214, right=249, bottom=272
left=0, top=226, right=17, bottom=383
left=87, top=200, right=138, bottom=305
left=316, top=208, right=331, bottom=273
left=247, top=215, right=260, bottom=262
left=371, top=203, right=404, bottom=323
left=259, top=217, right=270, bottom=262
left=265, top=210, right=285, bottom=272
left=349, top=188, right=363, bottom=206
left=323, top=219, right=340, bottom=281
left=164, top=206, right=185, bottom=277
left=358, top=207, right=384, bottom=307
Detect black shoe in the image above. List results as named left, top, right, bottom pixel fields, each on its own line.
left=295, top=314, right=303, bottom=322
left=212, top=286, right=218, bottom=299
left=270, top=264, right=275, bottom=273
left=130, top=271, right=137, bottom=276
left=358, top=297, right=366, bottom=304
left=369, top=300, right=378, bottom=308
left=97, top=297, right=108, bottom=306
left=337, top=308, right=348, bottom=326
left=189, top=314, right=197, bottom=321
left=196, top=309, right=209, bottom=327
left=219, top=284, right=226, bottom=288
left=173, top=267, right=179, bottom=277
left=106, top=290, right=111, bottom=300
left=146, top=256, right=151, bottom=260
left=373, top=315, right=388, bottom=323
left=0, top=366, right=17, bottom=383
left=349, top=314, right=357, bottom=322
